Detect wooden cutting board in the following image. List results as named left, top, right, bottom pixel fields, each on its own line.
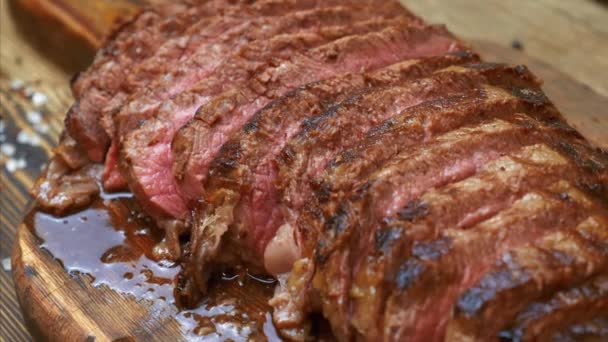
left=6, top=1, right=608, bottom=341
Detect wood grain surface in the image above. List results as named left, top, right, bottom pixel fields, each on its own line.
left=1, top=0, right=607, bottom=340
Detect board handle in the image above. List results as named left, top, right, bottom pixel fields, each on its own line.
left=14, top=0, right=144, bottom=49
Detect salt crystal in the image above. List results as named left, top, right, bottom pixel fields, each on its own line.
left=15, top=158, right=27, bottom=169
left=35, top=123, right=49, bottom=134
left=1, top=143, right=16, bottom=156
left=10, top=79, right=24, bottom=91
left=6, top=159, right=17, bottom=172
left=32, top=92, right=48, bottom=107
left=2, top=258, right=11, bottom=272
left=16, top=131, right=28, bottom=144
left=17, top=130, right=41, bottom=146
left=26, top=111, right=42, bottom=124
left=23, top=86, right=35, bottom=98
left=30, top=135, right=40, bottom=146
left=0, top=120, right=5, bottom=132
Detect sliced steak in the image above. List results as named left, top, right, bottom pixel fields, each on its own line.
left=102, top=3, right=414, bottom=190
left=70, top=0, right=403, bottom=162
left=447, top=215, right=608, bottom=340
left=173, top=24, right=463, bottom=203
left=349, top=145, right=593, bottom=340
left=172, top=24, right=466, bottom=306
left=176, top=54, right=477, bottom=202
left=122, top=19, right=414, bottom=221
left=67, top=0, right=233, bottom=162
left=196, top=53, right=478, bottom=276
left=105, top=4, right=413, bottom=138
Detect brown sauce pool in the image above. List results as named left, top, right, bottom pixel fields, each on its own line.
left=27, top=192, right=282, bottom=341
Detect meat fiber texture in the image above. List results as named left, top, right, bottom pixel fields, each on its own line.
left=32, top=0, right=608, bottom=341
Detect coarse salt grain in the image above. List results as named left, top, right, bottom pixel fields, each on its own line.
left=6, top=159, right=17, bottom=172
left=10, top=79, right=24, bottom=91
left=26, top=111, right=42, bottom=124
left=1, top=143, right=16, bottom=156
left=23, top=86, right=35, bottom=98
left=17, top=130, right=41, bottom=146
left=5, top=157, right=27, bottom=172
left=15, top=158, right=27, bottom=169
left=2, top=258, right=11, bottom=272
left=35, top=123, right=50, bottom=134
left=32, top=92, right=48, bottom=107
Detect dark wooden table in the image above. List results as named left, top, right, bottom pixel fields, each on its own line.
left=1, top=0, right=607, bottom=340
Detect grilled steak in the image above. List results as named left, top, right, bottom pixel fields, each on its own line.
left=32, top=0, right=608, bottom=340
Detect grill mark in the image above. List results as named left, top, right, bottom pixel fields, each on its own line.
left=382, top=185, right=594, bottom=341
left=398, top=144, right=596, bottom=241
left=449, top=216, right=608, bottom=341
left=550, top=317, right=608, bottom=341
left=501, top=275, right=608, bottom=341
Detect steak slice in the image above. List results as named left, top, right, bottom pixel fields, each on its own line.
left=447, top=215, right=608, bottom=340
left=122, top=19, right=414, bottom=220
left=67, top=0, right=234, bottom=162
left=70, top=0, right=403, bottom=162
left=175, top=54, right=477, bottom=203
left=355, top=145, right=597, bottom=339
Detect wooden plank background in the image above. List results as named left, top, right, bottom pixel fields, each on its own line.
left=1, top=0, right=607, bottom=340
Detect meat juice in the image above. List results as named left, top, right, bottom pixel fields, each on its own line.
left=26, top=192, right=281, bottom=341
